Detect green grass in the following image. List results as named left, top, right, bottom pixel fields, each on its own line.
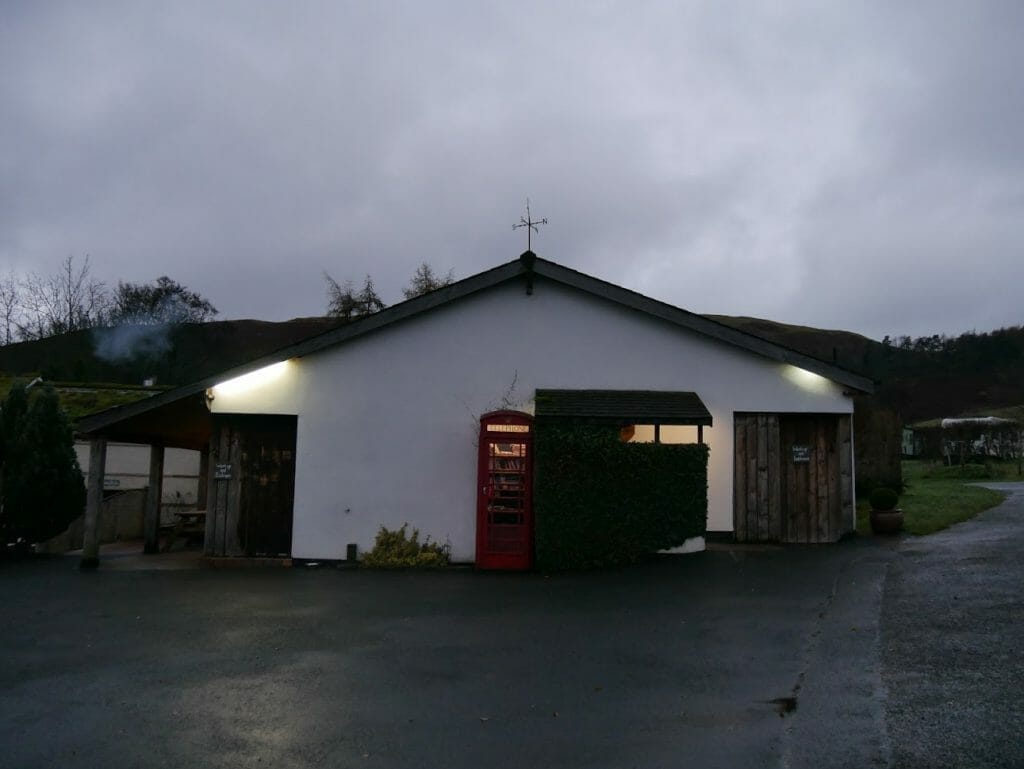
left=857, top=460, right=1010, bottom=536
left=1, top=374, right=159, bottom=421
left=905, top=458, right=1023, bottom=482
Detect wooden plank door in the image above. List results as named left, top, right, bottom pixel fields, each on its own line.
left=205, top=414, right=297, bottom=557
left=734, top=413, right=853, bottom=543
left=777, top=414, right=852, bottom=543
left=237, top=416, right=296, bottom=556
left=733, top=413, right=782, bottom=542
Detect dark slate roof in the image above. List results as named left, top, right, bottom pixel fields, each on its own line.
left=535, top=389, right=713, bottom=426
left=77, top=251, right=872, bottom=438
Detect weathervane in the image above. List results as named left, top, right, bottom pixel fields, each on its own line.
left=513, top=198, right=547, bottom=251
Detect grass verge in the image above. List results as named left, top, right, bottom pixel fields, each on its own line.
left=857, top=461, right=1009, bottom=536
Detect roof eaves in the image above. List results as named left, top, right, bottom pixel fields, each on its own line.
left=76, top=259, right=528, bottom=435
left=78, top=252, right=874, bottom=436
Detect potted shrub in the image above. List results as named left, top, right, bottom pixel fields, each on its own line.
left=869, top=487, right=904, bottom=534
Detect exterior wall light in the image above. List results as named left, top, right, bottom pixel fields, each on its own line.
left=212, top=361, right=290, bottom=396
left=784, top=365, right=833, bottom=394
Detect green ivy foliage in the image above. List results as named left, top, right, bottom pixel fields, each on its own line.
left=534, top=422, right=709, bottom=570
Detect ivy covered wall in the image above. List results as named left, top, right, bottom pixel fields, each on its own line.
left=533, top=422, right=709, bottom=570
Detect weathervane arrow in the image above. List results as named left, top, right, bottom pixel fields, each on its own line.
left=513, top=198, right=547, bottom=251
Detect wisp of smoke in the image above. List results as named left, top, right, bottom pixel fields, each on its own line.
left=93, top=323, right=173, bottom=362
left=92, top=295, right=194, bottom=362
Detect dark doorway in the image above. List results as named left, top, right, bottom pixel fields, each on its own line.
left=206, top=414, right=297, bottom=557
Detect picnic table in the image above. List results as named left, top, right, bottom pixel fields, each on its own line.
left=161, top=510, right=207, bottom=552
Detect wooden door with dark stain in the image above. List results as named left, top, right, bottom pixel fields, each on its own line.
left=778, top=414, right=853, bottom=543
left=734, top=413, right=853, bottom=543
left=238, top=416, right=297, bottom=556
left=733, top=413, right=782, bottom=542
left=206, top=414, right=297, bottom=557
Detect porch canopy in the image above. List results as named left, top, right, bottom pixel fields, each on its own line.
left=74, top=387, right=214, bottom=565
left=76, top=390, right=212, bottom=450
left=534, top=389, right=712, bottom=427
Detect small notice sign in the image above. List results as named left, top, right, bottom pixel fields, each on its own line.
left=215, top=463, right=233, bottom=480
left=792, top=445, right=811, bottom=463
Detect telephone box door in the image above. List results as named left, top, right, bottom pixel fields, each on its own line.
left=476, top=411, right=534, bottom=570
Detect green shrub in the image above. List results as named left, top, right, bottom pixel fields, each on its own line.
left=868, top=487, right=900, bottom=511
left=361, top=523, right=450, bottom=568
left=534, top=422, right=708, bottom=570
left=1, top=383, right=85, bottom=547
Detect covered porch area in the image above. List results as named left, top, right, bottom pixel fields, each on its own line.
left=76, top=388, right=212, bottom=568
left=77, top=385, right=299, bottom=568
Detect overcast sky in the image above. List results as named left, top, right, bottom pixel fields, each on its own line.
left=2, top=1, right=1022, bottom=341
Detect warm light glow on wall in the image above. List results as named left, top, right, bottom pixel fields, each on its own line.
left=213, top=361, right=290, bottom=396
left=784, top=365, right=833, bottom=393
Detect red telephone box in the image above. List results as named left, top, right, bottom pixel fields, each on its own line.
left=476, top=411, right=534, bottom=570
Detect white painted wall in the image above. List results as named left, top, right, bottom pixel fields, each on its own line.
left=210, top=279, right=853, bottom=561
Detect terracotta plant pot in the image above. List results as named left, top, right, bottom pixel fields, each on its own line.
left=869, top=508, right=904, bottom=535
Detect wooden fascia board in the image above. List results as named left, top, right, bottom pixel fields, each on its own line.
left=531, top=260, right=875, bottom=394
left=76, top=389, right=210, bottom=437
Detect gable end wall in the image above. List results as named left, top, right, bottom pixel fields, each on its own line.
left=210, top=280, right=853, bottom=560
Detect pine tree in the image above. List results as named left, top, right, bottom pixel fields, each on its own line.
left=354, top=275, right=386, bottom=316
left=0, top=382, right=30, bottom=545
left=0, top=385, right=84, bottom=545
left=402, top=263, right=454, bottom=300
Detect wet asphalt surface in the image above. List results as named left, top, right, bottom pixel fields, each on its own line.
left=0, top=488, right=1021, bottom=769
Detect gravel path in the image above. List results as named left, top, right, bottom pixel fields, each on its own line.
left=880, top=482, right=1024, bottom=768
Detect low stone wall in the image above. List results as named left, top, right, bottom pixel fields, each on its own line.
left=38, top=489, right=147, bottom=553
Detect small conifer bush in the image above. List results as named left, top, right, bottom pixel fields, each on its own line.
left=868, top=487, right=900, bottom=511
left=361, top=523, right=450, bottom=568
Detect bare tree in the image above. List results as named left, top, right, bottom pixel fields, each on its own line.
left=325, top=273, right=386, bottom=320
left=17, top=255, right=110, bottom=340
left=402, top=262, right=454, bottom=300
left=109, top=276, right=218, bottom=325
left=324, top=272, right=357, bottom=320
left=0, top=271, right=21, bottom=346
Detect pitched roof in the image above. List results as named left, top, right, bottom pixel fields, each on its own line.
left=77, top=252, right=873, bottom=437
left=535, top=390, right=713, bottom=426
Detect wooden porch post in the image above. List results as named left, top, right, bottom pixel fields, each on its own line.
left=80, top=438, right=107, bottom=570
left=196, top=447, right=210, bottom=509
left=143, top=444, right=165, bottom=554
left=203, top=431, right=219, bottom=556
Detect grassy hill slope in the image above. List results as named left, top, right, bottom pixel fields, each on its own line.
left=0, top=317, right=343, bottom=387
left=3, top=313, right=1022, bottom=425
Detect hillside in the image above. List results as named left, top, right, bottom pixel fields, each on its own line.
left=0, top=317, right=343, bottom=387
left=706, top=315, right=878, bottom=374
left=709, top=317, right=1024, bottom=423
left=2, top=313, right=1023, bottom=426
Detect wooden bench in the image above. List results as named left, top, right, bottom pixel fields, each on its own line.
left=161, top=510, right=207, bottom=552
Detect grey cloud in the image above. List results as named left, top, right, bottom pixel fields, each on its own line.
left=1, top=1, right=1021, bottom=341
